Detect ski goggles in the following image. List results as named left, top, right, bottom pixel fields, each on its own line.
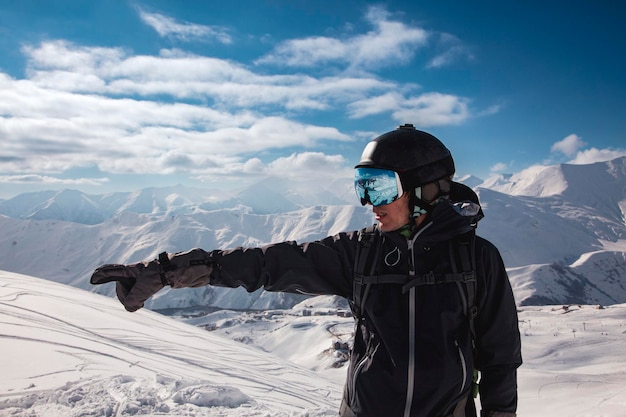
left=354, top=167, right=404, bottom=207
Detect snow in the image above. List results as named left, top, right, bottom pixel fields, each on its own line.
left=515, top=304, right=626, bottom=416
left=483, top=164, right=568, bottom=197
left=2, top=270, right=626, bottom=416
left=0, top=270, right=342, bottom=416
left=0, top=156, right=626, bottom=415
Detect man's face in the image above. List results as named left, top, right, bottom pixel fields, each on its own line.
left=372, top=192, right=411, bottom=232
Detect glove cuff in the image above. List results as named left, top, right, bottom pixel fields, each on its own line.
left=157, top=249, right=214, bottom=288
left=158, top=252, right=173, bottom=286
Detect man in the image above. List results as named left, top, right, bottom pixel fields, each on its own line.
left=91, top=124, right=522, bottom=417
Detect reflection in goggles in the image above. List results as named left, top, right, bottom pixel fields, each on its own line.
left=354, top=167, right=404, bottom=207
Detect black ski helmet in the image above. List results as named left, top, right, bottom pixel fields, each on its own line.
left=356, top=124, right=455, bottom=190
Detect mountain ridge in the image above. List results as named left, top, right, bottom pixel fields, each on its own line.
left=1, top=156, right=624, bottom=307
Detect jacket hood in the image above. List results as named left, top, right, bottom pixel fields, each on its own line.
left=399, top=199, right=482, bottom=243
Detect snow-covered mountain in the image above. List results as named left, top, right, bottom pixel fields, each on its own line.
left=2, top=269, right=626, bottom=416
left=455, top=173, right=484, bottom=189
left=0, top=157, right=625, bottom=307
left=475, top=157, right=626, bottom=305
left=0, top=176, right=355, bottom=223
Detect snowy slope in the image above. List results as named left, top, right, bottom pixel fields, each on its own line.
left=481, top=164, right=569, bottom=197
left=0, top=270, right=342, bottom=416
left=508, top=251, right=626, bottom=306
left=2, top=270, right=626, bottom=416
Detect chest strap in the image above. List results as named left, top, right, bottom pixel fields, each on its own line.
left=355, top=271, right=476, bottom=293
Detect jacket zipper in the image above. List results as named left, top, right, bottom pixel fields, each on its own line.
left=403, top=222, right=432, bottom=417
left=403, top=284, right=416, bottom=417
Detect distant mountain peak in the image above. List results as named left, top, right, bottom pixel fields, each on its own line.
left=482, top=156, right=626, bottom=199
left=455, top=174, right=484, bottom=188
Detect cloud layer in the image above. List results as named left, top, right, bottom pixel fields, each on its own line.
left=0, top=6, right=482, bottom=188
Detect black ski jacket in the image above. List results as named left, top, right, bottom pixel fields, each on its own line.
left=169, top=200, right=522, bottom=417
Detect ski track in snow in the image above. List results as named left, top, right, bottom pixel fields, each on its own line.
left=2, top=270, right=626, bottom=416
left=0, top=272, right=341, bottom=416
left=515, top=305, right=626, bottom=416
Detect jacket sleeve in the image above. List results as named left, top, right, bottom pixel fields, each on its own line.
left=163, top=231, right=359, bottom=298
left=474, top=237, right=522, bottom=415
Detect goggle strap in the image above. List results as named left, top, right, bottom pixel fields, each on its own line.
left=411, top=186, right=432, bottom=217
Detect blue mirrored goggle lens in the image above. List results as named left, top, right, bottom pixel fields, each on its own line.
left=354, top=168, right=403, bottom=207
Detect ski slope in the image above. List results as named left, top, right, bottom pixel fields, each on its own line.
left=0, top=270, right=341, bottom=416
left=1, top=270, right=625, bottom=416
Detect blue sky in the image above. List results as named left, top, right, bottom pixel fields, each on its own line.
left=0, top=0, right=625, bottom=198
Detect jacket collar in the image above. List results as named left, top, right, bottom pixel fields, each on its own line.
left=386, top=200, right=482, bottom=243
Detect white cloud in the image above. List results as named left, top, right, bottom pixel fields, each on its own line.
left=0, top=5, right=485, bottom=190
left=548, top=134, right=625, bottom=165
left=551, top=134, right=586, bottom=157
left=568, top=147, right=626, bottom=165
left=23, top=41, right=125, bottom=75
left=242, top=158, right=266, bottom=174
left=257, top=6, right=474, bottom=72
left=348, top=91, right=471, bottom=126
left=427, top=33, right=474, bottom=69
left=490, top=162, right=509, bottom=173
left=347, top=92, right=404, bottom=118
left=137, top=9, right=232, bottom=44
left=21, top=41, right=393, bottom=111
left=256, top=5, right=429, bottom=70
left=267, top=152, right=346, bottom=175
left=476, top=104, right=502, bottom=117
left=0, top=74, right=350, bottom=176
left=348, top=92, right=472, bottom=127
left=0, top=174, right=109, bottom=185
left=393, top=93, right=470, bottom=126
left=235, top=152, right=349, bottom=181
left=0, top=41, right=363, bottom=181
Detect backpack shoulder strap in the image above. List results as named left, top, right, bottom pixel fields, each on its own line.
left=452, top=229, right=481, bottom=401
left=449, top=229, right=478, bottom=341
left=351, top=225, right=381, bottom=318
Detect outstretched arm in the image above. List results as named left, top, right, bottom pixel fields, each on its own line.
left=91, top=232, right=358, bottom=312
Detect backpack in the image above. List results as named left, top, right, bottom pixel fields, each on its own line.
left=351, top=224, right=479, bottom=343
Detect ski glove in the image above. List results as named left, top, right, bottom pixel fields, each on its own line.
left=90, top=249, right=214, bottom=312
